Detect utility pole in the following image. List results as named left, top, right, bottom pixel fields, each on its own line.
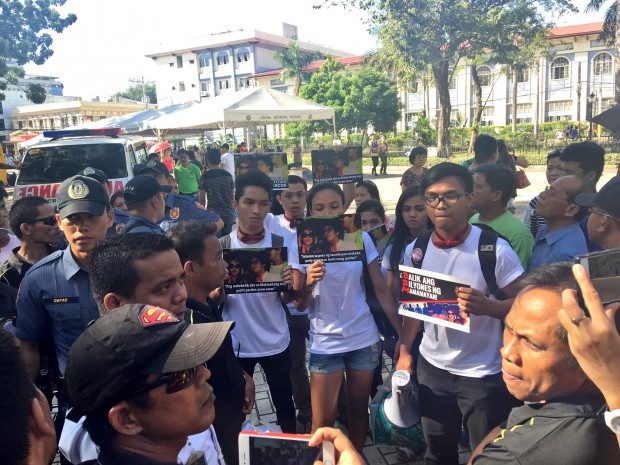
left=128, top=76, right=148, bottom=109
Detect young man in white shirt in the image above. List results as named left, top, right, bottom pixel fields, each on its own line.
left=396, top=162, right=524, bottom=465
left=219, top=143, right=235, bottom=180
left=221, top=170, right=296, bottom=432
left=263, top=175, right=312, bottom=433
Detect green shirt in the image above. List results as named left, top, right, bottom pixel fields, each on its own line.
left=174, top=163, right=202, bottom=194
left=470, top=211, right=534, bottom=271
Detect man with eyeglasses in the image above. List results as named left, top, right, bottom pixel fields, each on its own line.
left=576, top=177, right=620, bottom=250
left=64, top=303, right=232, bottom=465
left=530, top=175, right=593, bottom=270
left=1, top=196, right=61, bottom=290
left=199, top=149, right=236, bottom=237
left=263, top=174, right=313, bottom=433
left=397, top=162, right=523, bottom=465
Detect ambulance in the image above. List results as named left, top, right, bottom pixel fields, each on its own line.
left=14, top=128, right=149, bottom=205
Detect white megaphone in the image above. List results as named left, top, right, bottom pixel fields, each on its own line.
left=381, top=370, right=421, bottom=428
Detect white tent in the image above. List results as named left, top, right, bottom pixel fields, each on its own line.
left=150, top=87, right=336, bottom=133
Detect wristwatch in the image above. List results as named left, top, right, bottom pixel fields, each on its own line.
left=604, top=409, right=620, bottom=434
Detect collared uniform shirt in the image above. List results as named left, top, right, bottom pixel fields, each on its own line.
left=530, top=223, right=587, bottom=270
left=108, top=208, right=130, bottom=236
left=120, top=215, right=165, bottom=235
left=159, top=193, right=221, bottom=231
left=14, top=247, right=99, bottom=376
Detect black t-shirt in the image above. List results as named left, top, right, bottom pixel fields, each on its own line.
left=185, top=299, right=245, bottom=420
left=97, top=447, right=178, bottom=465
left=473, top=393, right=620, bottom=465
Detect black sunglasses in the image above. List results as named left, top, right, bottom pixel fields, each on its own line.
left=229, top=263, right=241, bottom=269
left=132, top=362, right=207, bottom=396
left=28, top=216, right=57, bottom=226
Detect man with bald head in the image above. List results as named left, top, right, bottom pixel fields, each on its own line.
left=530, top=175, right=592, bottom=269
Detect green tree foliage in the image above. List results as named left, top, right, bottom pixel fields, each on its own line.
left=111, top=82, right=157, bottom=104
left=0, top=0, right=76, bottom=101
left=25, top=83, right=46, bottom=104
left=273, top=40, right=321, bottom=97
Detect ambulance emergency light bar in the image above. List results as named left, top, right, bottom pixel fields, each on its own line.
left=43, top=128, right=123, bottom=139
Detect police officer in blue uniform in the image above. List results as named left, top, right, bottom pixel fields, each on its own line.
left=78, top=167, right=130, bottom=235
left=137, top=160, right=224, bottom=232
left=120, top=175, right=171, bottom=234
left=14, top=175, right=114, bottom=454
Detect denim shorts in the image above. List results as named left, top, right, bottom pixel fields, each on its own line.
left=309, top=341, right=382, bottom=374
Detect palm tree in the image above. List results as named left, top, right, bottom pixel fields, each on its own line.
left=273, top=40, right=321, bottom=96
left=585, top=0, right=620, bottom=104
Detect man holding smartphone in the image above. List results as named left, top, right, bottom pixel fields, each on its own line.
left=576, top=177, right=620, bottom=251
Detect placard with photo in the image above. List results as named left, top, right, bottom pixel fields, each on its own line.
left=297, top=214, right=363, bottom=264
left=223, top=247, right=288, bottom=294
left=398, top=265, right=472, bottom=333
left=311, top=147, right=363, bottom=184
left=367, top=223, right=390, bottom=262
left=233, top=153, right=288, bottom=189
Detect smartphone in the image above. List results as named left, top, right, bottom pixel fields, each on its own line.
left=239, top=431, right=335, bottom=465
left=574, top=248, right=620, bottom=329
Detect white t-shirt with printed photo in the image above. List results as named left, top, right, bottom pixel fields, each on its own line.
left=289, top=232, right=381, bottom=354
left=222, top=231, right=291, bottom=358
left=402, top=226, right=523, bottom=378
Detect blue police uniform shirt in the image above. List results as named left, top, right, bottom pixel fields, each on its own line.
left=14, top=247, right=99, bottom=376
left=530, top=223, right=588, bottom=270
left=159, top=193, right=221, bottom=231
left=121, top=215, right=165, bottom=235
left=108, top=208, right=130, bottom=236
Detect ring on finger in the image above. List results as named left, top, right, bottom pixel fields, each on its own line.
left=571, top=315, right=587, bottom=326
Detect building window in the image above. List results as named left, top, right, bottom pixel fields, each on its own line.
left=547, top=100, right=572, bottom=112
left=176, top=56, right=183, bottom=68
left=477, top=66, right=492, bottom=87
left=270, top=78, right=285, bottom=86
left=237, top=48, right=250, bottom=63
left=0, top=119, right=5, bottom=130
left=238, top=77, right=252, bottom=88
left=551, top=57, right=569, bottom=80
left=169, top=62, right=174, bottom=67
left=189, top=59, right=195, bottom=64
left=517, top=69, right=529, bottom=83
left=201, top=81, right=210, bottom=92
left=449, top=76, right=457, bottom=90
left=593, top=52, right=612, bottom=77
left=179, top=82, right=185, bottom=92
left=216, top=52, right=229, bottom=66
left=18, top=121, right=23, bottom=129
left=218, top=80, right=230, bottom=90
left=199, top=53, right=210, bottom=68
left=0, top=102, right=3, bottom=114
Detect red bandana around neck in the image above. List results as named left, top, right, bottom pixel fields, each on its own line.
left=433, top=225, right=470, bottom=249
left=238, top=227, right=265, bottom=243
left=284, top=214, right=301, bottom=229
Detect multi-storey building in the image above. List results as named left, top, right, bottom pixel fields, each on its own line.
left=145, top=25, right=352, bottom=108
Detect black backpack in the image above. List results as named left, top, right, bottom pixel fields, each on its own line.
left=409, top=226, right=508, bottom=301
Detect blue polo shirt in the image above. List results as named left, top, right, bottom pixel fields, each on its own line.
left=530, top=223, right=588, bottom=270
left=159, top=193, right=221, bottom=231
left=121, top=215, right=165, bottom=235
left=14, top=247, right=99, bottom=376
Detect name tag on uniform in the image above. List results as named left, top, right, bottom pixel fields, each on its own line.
left=44, top=297, right=80, bottom=304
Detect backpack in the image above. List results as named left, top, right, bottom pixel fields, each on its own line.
left=409, top=226, right=507, bottom=301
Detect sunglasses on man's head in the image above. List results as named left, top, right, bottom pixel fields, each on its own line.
left=132, top=362, right=207, bottom=396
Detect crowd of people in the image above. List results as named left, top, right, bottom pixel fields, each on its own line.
left=0, top=135, right=619, bottom=465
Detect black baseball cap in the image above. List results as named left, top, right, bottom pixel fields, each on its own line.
left=78, top=167, right=109, bottom=183
left=65, top=303, right=234, bottom=415
left=56, top=175, right=110, bottom=220
left=136, top=159, right=169, bottom=177
left=576, top=177, right=620, bottom=221
left=124, top=175, right=172, bottom=205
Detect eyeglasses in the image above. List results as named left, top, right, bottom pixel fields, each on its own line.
left=28, top=216, right=57, bottom=226
left=542, top=186, right=572, bottom=202
left=229, top=263, right=241, bottom=269
left=301, top=232, right=314, bottom=238
left=282, top=192, right=306, bottom=200
left=239, top=165, right=251, bottom=171
left=422, top=193, right=468, bottom=208
left=132, top=362, right=206, bottom=396
left=589, top=207, right=620, bottom=223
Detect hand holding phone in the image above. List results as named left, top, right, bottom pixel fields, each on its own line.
left=239, top=431, right=335, bottom=465
left=309, top=428, right=365, bottom=465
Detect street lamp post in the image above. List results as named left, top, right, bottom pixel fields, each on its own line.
left=588, top=92, right=596, bottom=140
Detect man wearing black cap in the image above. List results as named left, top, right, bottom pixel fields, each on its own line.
left=137, top=160, right=224, bottom=232
left=576, top=177, right=620, bottom=250
left=78, top=167, right=130, bottom=236
left=15, top=175, right=113, bottom=381
left=120, top=175, right=171, bottom=234
left=65, top=303, right=232, bottom=465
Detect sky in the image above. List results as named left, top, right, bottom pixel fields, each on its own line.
left=23, top=0, right=606, bottom=101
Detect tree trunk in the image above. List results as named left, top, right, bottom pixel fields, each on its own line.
left=423, top=77, right=429, bottom=117
left=512, top=68, right=518, bottom=132
left=433, top=61, right=452, bottom=158
left=469, top=65, right=483, bottom=154
left=293, top=76, right=301, bottom=97
left=616, top=0, right=620, bottom=105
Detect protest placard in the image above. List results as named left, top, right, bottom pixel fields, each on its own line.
left=398, top=265, right=472, bottom=333
left=297, top=214, right=363, bottom=264
left=234, top=153, right=288, bottom=189
left=311, top=147, right=363, bottom=184
left=223, top=247, right=288, bottom=294
left=367, top=224, right=390, bottom=262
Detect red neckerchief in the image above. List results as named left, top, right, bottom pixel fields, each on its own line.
left=284, top=214, right=300, bottom=229
left=238, top=227, right=265, bottom=244
left=433, top=225, right=470, bottom=249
